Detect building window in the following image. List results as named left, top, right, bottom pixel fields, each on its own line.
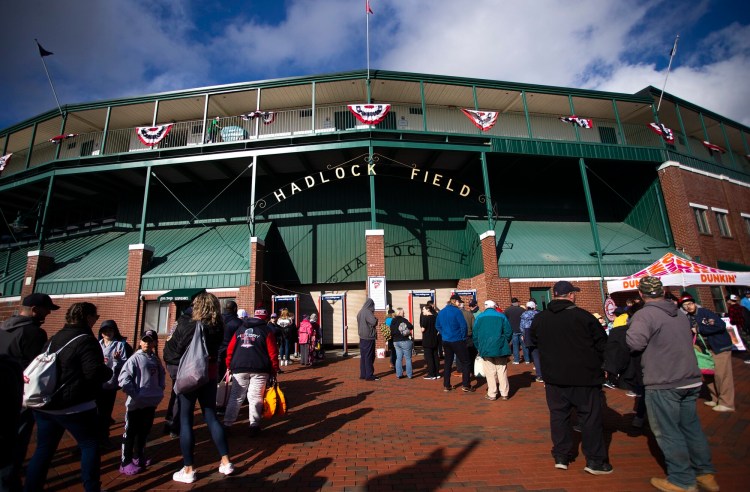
left=690, top=204, right=710, bottom=234
left=143, top=301, right=170, bottom=334
left=713, top=209, right=731, bottom=237
left=742, top=213, right=750, bottom=235
left=710, top=286, right=725, bottom=313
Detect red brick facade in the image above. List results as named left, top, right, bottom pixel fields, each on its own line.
left=21, top=250, right=55, bottom=299
left=237, top=237, right=264, bottom=311
left=365, top=230, right=387, bottom=349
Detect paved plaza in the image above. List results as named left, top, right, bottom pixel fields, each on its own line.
left=32, top=351, right=750, bottom=491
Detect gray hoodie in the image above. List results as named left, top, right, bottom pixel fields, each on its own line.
left=118, top=349, right=166, bottom=410
left=626, top=299, right=702, bottom=390
left=357, top=298, right=378, bottom=340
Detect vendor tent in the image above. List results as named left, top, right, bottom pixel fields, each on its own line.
left=607, top=252, right=750, bottom=293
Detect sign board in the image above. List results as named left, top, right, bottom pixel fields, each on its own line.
left=367, top=276, right=387, bottom=310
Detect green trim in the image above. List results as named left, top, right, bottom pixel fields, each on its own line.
left=717, top=260, right=750, bottom=272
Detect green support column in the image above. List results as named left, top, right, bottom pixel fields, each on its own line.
left=37, top=174, right=55, bottom=250
left=420, top=81, right=428, bottom=132
left=699, top=113, right=709, bottom=141
left=521, top=91, right=532, bottom=138
left=367, top=79, right=372, bottom=104
left=139, top=167, right=152, bottom=244
left=654, top=183, right=674, bottom=247
left=25, top=122, right=38, bottom=170
left=578, top=158, right=606, bottom=304
left=472, top=86, right=480, bottom=135
left=719, top=122, right=736, bottom=167
left=741, top=130, right=750, bottom=157
left=369, top=143, right=376, bottom=228
left=674, top=103, right=692, bottom=156
left=612, top=99, right=627, bottom=145
left=54, top=114, right=67, bottom=160
left=100, top=107, right=111, bottom=154
left=568, top=96, right=580, bottom=142
left=311, top=81, right=316, bottom=133
left=480, top=152, right=494, bottom=231
left=249, top=155, right=258, bottom=236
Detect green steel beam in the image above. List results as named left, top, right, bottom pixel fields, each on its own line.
left=420, top=81, right=428, bottom=131
left=612, top=99, right=627, bottom=145
left=578, top=158, right=606, bottom=306
left=521, top=91, right=532, bottom=138
left=654, top=182, right=674, bottom=247
left=674, top=102, right=693, bottom=156
left=480, top=152, right=493, bottom=231
left=139, top=166, right=152, bottom=244
left=720, top=122, right=736, bottom=168
left=368, top=143, right=376, bottom=228
left=100, top=107, right=111, bottom=154
left=568, top=95, right=581, bottom=142
left=54, top=114, right=66, bottom=160
left=25, top=122, right=38, bottom=170
left=37, top=174, right=55, bottom=250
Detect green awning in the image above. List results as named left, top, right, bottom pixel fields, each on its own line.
left=157, top=288, right=205, bottom=303
left=717, top=260, right=750, bottom=272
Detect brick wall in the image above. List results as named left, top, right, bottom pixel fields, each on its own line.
left=365, top=230, right=386, bottom=349
left=237, top=237, right=265, bottom=310
left=21, top=251, right=55, bottom=299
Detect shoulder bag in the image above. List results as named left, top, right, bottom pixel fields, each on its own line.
left=174, top=321, right=209, bottom=394
left=693, top=333, right=715, bottom=376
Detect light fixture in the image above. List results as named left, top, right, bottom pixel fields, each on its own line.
left=10, top=212, right=28, bottom=233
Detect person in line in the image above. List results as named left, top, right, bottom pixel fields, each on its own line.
left=627, top=277, right=719, bottom=492
left=298, top=314, right=314, bottom=366
left=390, top=308, right=414, bottom=379
left=117, top=329, right=165, bottom=475
left=459, top=300, right=476, bottom=377
left=96, top=320, right=129, bottom=449
left=426, top=300, right=443, bottom=359
left=24, top=302, right=113, bottom=492
left=725, top=294, right=745, bottom=334
left=163, top=306, right=191, bottom=439
left=224, top=308, right=279, bottom=437
left=505, top=297, right=528, bottom=364
left=310, top=314, right=323, bottom=361
left=530, top=281, right=612, bottom=475
left=520, top=300, right=543, bottom=382
left=276, top=309, right=296, bottom=366
left=468, top=299, right=480, bottom=318
left=385, top=309, right=397, bottom=369
left=435, top=294, right=472, bottom=393
left=678, top=294, right=734, bottom=412
left=473, top=300, right=512, bottom=400
left=0, top=353, right=23, bottom=492
left=357, top=298, right=379, bottom=381
left=163, top=292, right=234, bottom=483
left=218, top=301, right=243, bottom=381
left=420, top=304, right=440, bottom=380
left=267, top=313, right=283, bottom=372
left=0, top=293, right=58, bottom=492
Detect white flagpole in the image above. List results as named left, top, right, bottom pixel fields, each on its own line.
left=35, top=39, right=63, bottom=116
left=366, top=2, right=371, bottom=80
left=657, top=34, right=679, bottom=113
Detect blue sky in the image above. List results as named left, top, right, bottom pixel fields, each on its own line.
left=1, top=0, right=749, bottom=131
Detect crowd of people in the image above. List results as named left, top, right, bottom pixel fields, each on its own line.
left=1, top=283, right=746, bottom=491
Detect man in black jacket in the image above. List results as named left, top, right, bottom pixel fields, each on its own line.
left=0, top=293, right=59, bottom=492
left=530, top=281, right=612, bottom=475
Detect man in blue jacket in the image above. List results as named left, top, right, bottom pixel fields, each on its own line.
left=473, top=300, right=512, bottom=400
left=436, top=294, right=472, bottom=392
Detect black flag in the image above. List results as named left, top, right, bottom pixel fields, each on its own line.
left=35, top=39, right=53, bottom=57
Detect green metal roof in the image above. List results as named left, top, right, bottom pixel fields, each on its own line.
left=0, top=244, right=36, bottom=297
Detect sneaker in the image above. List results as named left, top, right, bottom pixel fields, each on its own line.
left=712, top=404, right=734, bottom=412
left=512, top=361, right=520, bottom=365
left=603, top=382, right=616, bottom=389
left=524, top=361, right=531, bottom=364
left=625, top=391, right=638, bottom=397
left=744, top=359, right=750, bottom=364
left=423, top=375, right=433, bottom=379
left=650, top=477, right=698, bottom=491
left=461, top=386, right=475, bottom=393
left=172, top=467, right=196, bottom=484
left=484, top=394, right=497, bottom=401
left=218, top=462, right=235, bottom=475
left=704, top=401, right=717, bottom=407
left=632, top=416, right=645, bottom=428
left=584, top=462, right=614, bottom=475
left=554, top=457, right=569, bottom=470
left=119, top=462, right=142, bottom=476
left=444, top=386, right=453, bottom=392
left=535, top=377, right=544, bottom=383
left=695, top=473, right=720, bottom=492
left=501, top=396, right=509, bottom=401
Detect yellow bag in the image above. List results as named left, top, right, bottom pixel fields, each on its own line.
left=262, top=381, right=287, bottom=419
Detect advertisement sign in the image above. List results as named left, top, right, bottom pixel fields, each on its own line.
left=367, top=276, right=387, bottom=310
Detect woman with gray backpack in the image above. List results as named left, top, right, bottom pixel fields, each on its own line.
left=389, top=308, right=414, bottom=379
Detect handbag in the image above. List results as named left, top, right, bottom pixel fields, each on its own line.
left=262, top=380, right=287, bottom=419
left=474, top=356, right=485, bottom=378
left=174, top=322, right=209, bottom=394
left=693, top=333, right=715, bottom=376
left=216, top=369, right=232, bottom=408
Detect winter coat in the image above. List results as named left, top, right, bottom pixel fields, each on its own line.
left=226, top=317, right=279, bottom=374
left=420, top=313, right=438, bottom=348
left=100, top=339, right=128, bottom=390
left=357, top=298, right=378, bottom=340
left=435, top=305, right=468, bottom=343
left=519, top=309, right=539, bottom=347
left=627, top=299, right=701, bottom=390
left=0, top=315, right=48, bottom=369
left=163, top=315, right=224, bottom=367
left=472, top=309, right=512, bottom=358
left=530, top=299, right=606, bottom=386
left=298, top=319, right=314, bottom=344
left=390, top=316, right=413, bottom=342
left=687, top=307, right=732, bottom=354
left=504, top=304, right=525, bottom=334
left=118, top=349, right=165, bottom=410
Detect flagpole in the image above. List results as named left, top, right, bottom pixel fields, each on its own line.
left=366, top=2, right=370, bottom=80
left=657, top=34, right=679, bottom=113
left=35, top=39, right=63, bottom=117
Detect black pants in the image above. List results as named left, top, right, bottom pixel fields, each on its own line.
left=544, top=384, right=608, bottom=465
left=122, top=407, right=156, bottom=464
left=165, top=364, right=180, bottom=435
left=96, top=388, right=118, bottom=443
left=359, top=339, right=376, bottom=380
left=423, top=346, right=440, bottom=378
left=443, top=340, right=470, bottom=389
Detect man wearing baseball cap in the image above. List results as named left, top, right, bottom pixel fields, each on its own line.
left=627, top=276, right=719, bottom=492
left=435, top=294, right=472, bottom=392
left=472, top=300, right=512, bottom=400
left=530, top=280, right=612, bottom=475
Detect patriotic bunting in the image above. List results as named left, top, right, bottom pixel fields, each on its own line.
left=461, top=109, right=499, bottom=131
left=702, top=140, right=726, bottom=154
left=648, top=122, right=675, bottom=143
left=560, top=115, right=593, bottom=128
left=347, top=104, right=391, bottom=125
left=0, top=153, right=11, bottom=173
left=241, top=111, right=276, bottom=125
left=49, top=134, right=78, bottom=144
left=135, top=124, right=174, bottom=147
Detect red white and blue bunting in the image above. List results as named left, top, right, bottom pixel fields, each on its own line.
left=49, top=133, right=78, bottom=144
left=461, top=109, right=499, bottom=131
left=241, top=111, right=276, bottom=125
left=347, top=104, right=391, bottom=125
left=559, top=115, right=593, bottom=128
left=0, top=153, right=11, bottom=173
left=648, top=122, right=675, bottom=143
left=702, top=140, right=726, bottom=154
left=135, top=124, right=174, bottom=147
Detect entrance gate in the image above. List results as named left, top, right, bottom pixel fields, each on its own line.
left=319, top=293, right=348, bottom=356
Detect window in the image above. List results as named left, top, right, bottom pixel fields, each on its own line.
left=143, top=301, right=170, bottom=334
left=408, top=107, right=423, bottom=115
left=742, top=213, right=750, bottom=235
left=299, top=109, right=312, bottom=117
left=710, top=286, right=725, bottom=313
left=712, top=208, right=731, bottom=237
left=690, top=203, right=710, bottom=234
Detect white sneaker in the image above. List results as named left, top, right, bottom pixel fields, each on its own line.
left=713, top=404, right=734, bottom=412
left=219, top=462, right=235, bottom=475
left=173, top=467, right=196, bottom=483
left=704, top=401, right=717, bottom=407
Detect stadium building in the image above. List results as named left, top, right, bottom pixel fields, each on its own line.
left=1, top=70, right=748, bottom=346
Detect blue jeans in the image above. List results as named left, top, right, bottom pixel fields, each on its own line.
left=25, top=408, right=100, bottom=492
left=511, top=333, right=529, bottom=363
left=178, top=380, right=229, bottom=467
left=279, top=338, right=290, bottom=360
left=645, top=387, right=715, bottom=489
left=394, top=340, right=413, bottom=378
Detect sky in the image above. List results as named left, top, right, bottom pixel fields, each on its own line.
left=1, top=0, right=749, bottom=131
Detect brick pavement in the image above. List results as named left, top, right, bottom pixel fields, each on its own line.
left=28, top=352, right=750, bottom=491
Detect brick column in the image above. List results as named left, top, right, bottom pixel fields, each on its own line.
left=125, top=244, right=154, bottom=342
left=365, top=230, right=387, bottom=350
left=21, top=250, right=55, bottom=298
left=479, top=231, right=503, bottom=304
left=658, top=162, right=700, bottom=255
left=237, top=237, right=265, bottom=311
